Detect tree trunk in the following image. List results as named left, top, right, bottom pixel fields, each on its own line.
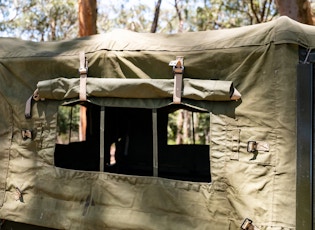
left=275, top=0, right=313, bottom=25
left=176, top=110, right=184, bottom=144
left=174, top=0, right=184, bottom=32
left=150, top=0, right=162, bottom=33
left=78, top=0, right=97, bottom=37
left=249, top=0, right=275, bottom=23
left=50, top=18, right=56, bottom=41
left=78, top=0, right=97, bottom=141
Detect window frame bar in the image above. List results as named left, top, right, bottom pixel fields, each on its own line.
left=152, top=108, right=158, bottom=177
left=296, top=61, right=313, bottom=230
left=100, top=106, right=105, bottom=172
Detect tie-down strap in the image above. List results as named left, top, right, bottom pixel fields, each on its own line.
left=169, top=56, right=184, bottom=104
left=25, top=52, right=88, bottom=119
left=79, top=51, right=88, bottom=101
left=25, top=89, right=42, bottom=119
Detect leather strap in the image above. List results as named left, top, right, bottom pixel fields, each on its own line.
left=169, top=56, right=184, bottom=104
left=79, top=51, right=88, bottom=101
left=25, top=89, right=42, bottom=119
left=25, top=95, right=33, bottom=119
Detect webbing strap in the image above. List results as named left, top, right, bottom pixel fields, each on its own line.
left=79, top=51, right=88, bottom=101
left=169, top=56, right=184, bottom=104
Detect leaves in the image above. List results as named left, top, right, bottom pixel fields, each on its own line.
left=0, top=0, right=279, bottom=41
left=0, top=0, right=77, bottom=41
left=167, top=109, right=210, bottom=145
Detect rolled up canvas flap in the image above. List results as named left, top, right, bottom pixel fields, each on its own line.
left=37, top=77, right=240, bottom=102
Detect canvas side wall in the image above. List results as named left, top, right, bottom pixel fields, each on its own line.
left=0, top=44, right=298, bottom=230
left=208, top=43, right=297, bottom=229
left=0, top=94, right=12, bottom=208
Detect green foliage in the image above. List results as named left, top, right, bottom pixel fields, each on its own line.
left=0, top=0, right=77, bottom=41
left=97, top=1, right=153, bottom=33
left=0, top=0, right=278, bottom=40
left=194, top=0, right=277, bottom=30
left=56, top=105, right=80, bottom=143
left=167, top=109, right=210, bottom=145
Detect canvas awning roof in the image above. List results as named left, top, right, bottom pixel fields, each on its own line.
left=0, top=16, right=315, bottom=60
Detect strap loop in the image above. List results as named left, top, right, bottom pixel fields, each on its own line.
left=21, top=129, right=33, bottom=140
left=25, top=89, right=43, bottom=119
left=79, top=52, right=88, bottom=101
left=247, top=141, right=270, bottom=152
left=241, top=218, right=254, bottom=230
left=169, top=56, right=184, bottom=104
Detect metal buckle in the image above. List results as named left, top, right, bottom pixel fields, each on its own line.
left=241, top=218, right=253, bottom=230
left=79, top=67, right=88, bottom=75
left=173, top=64, right=184, bottom=74
left=173, top=60, right=184, bottom=74
left=247, top=141, right=257, bottom=153
left=21, top=129, right=33, bottom=140
left=169, top=57, right=184, bottom=74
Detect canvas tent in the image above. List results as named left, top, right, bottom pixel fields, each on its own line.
left=0, top=16, right=313, bottom=229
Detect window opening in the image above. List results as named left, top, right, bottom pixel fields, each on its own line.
left=56, top=104, right=81, bottom=144
left=54, top=104, right=210, bottom=182
left=167, top=109, right=210, bottom=145
left=103, top=107, right=153, bottom=176
left=54, top=103, right=100, bottom=171
left=158, top=105, right=211, bottom=182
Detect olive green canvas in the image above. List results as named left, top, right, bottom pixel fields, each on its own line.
left=0, top=16, right=312, bottom=229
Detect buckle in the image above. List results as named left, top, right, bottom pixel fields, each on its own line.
left=173, top=63, right=184, bottom=74
left=247, top=140, right=270, bottom=153
left=247, top=141, right=257, bottom=153
left=79, top=67, right=88, bottom=75
left=169, top=56, right=184, bottom=74
left=241, top=218, right=253, bottom=230
left=79, top=51, right=88, bottom=75
left=21, top=129, right=33, bottom=140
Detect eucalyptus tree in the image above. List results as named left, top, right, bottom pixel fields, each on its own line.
left=79, top=0, right=97, bottom=36
left=191, top=0, right=277, bottom=31
left=1, top=0, right=314, bottom=42
left=275, top=0, right=313, bottom=25
left=0, top=0, right=77, bottom=41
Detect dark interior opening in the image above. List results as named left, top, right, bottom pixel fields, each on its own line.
left=54, top=103, right=211, bottom=182
left=54, top=103, right=100, bottom=171
left=157, top=105, right=211, bottom=182
left=103, top=107, right=153, bottom=176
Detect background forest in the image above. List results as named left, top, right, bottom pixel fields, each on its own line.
left=1, top=0, right=314, bottom=42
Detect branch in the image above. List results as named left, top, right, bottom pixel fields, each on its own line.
left=260, top=0, right=267, bottom=22
left=250, top=0, right=260, bottom=23
left=264, top=0, right=274, bottom=21
left=174, top=0, right=183, bottom=32
left=150, top=0, right=162, bottom=33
